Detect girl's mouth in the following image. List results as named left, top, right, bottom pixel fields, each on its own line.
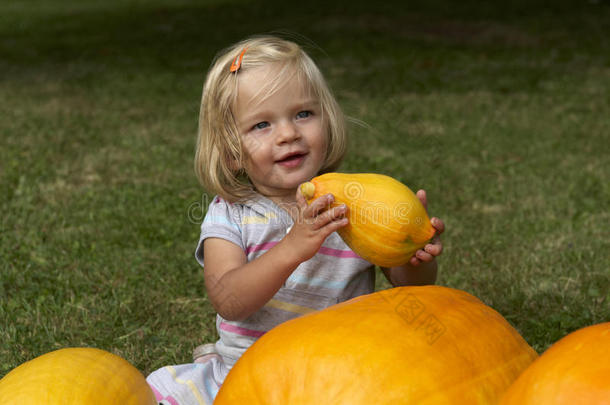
left=276, top=152, right=307, bottom=168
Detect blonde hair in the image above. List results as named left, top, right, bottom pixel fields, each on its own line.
left=194, top=35, right=347, bottom=202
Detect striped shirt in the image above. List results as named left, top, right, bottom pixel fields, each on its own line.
left=195, top=194, right=375, bottom=369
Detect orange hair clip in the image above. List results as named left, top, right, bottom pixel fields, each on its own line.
left=230, top=47, right=248, bottom=73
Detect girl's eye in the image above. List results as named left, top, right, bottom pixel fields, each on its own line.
left=253, top=121, right=270, bottom=130
left=296, top=111, right=312, bottom=119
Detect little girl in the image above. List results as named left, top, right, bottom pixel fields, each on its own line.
left=147, top=35, right=444, bottom=404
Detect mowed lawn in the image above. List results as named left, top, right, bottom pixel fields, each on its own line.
left=1, top=0, right=608, bottom=376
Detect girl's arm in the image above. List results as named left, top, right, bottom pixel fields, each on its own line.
left=203, top=192, right=347, bottom=321
left=381, top=252, right=439, bottom=286
left=382, top=190, right=444, bottom=287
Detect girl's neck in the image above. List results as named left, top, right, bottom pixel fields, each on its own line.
left=257, top=190, right=300, bottom=220
left=267, top=193, right=297, bottom=208
left=272, top=197, right=300, bottom=224
left=252, top=183, right=297, bottom=206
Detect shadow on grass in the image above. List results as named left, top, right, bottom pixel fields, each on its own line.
left=1, top=0, right=609, bottom=95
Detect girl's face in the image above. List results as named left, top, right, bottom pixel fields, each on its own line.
left=233, top=64, right=327, bottom=203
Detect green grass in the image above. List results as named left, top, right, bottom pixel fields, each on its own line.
left=1, top=0, right=609, bottom=377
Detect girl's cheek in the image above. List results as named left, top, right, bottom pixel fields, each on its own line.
left=242, top=137, right=260, bottom=156
left=242, top=135, right=264, bottom=155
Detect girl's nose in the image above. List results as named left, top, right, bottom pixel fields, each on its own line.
left=275, top=121, right=300, bottom=144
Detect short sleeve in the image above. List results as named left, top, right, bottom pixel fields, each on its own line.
left=195, top=196, right=244, bottom=267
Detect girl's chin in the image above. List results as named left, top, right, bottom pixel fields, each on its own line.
left=277, top=166, right=317, bottom=181
left=253, top=166, right=321, bottom=194
left=255, top=180, right=308, bottom=197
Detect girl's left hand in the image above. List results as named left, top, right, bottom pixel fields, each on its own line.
left=409, top=189, right=444, bottom=267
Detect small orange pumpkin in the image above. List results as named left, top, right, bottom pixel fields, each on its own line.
left=500, top=322, right=610, bottom=405
left=300, top=173, right=436, bottom=267
left=0, top=347, right=157, bottom=405
left=215, top=286, right=538, bottom=404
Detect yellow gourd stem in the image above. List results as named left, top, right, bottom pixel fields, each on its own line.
left=300, top=182, right=315, bottom=199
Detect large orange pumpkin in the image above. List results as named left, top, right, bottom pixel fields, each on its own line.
left=500, top=322, right=610, bottom=405
left=215, top=286, right=538, bottom=404
left=0, top=347, right=156, bottom=405
left=300, top=173, right=436, bottom=267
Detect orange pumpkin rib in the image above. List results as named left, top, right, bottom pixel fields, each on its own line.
left=215, top=286, right=538, bottom=404
left=338, top=226, right=423, bottom=267
left=0, top=348, right=156, bottom=405
left=500, top=322, right=610, bottom=405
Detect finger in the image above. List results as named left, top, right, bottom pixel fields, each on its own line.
left=313, top=204, right=347, bottom=229
left=424, top=240, right=443, bottom=256
left=305, top=193, right=334, bottom=218
left=416, top=189, right=427, bottom=210
left=295, top=185, right=309, bottom=211
left=430, top=217, right=445, bottom=234
left=415, top=249, right=434, bottom=262
left=319, top=216, right=349, bottom=237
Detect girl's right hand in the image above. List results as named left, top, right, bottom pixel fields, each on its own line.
left=282, top=187, right=348, bottom=263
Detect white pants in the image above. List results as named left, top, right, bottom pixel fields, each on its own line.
left=147, top=355, right=229, bottom=405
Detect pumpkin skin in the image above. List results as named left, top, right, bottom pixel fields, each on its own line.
left=0, top=347, right=157, bottom=405
left=300, top=173, right=436, bottom=267
left=214, top=286, right=538, bottom=404
left=500, top=322, right=610, bottom=405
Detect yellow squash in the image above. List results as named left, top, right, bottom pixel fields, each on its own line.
left=0, top=347, right=157, bottom=405
left=300, top=173, right=436, bottom=267
left=500, top=322, right=610, bottom=405
left=215, top=286, right=538, bottom=404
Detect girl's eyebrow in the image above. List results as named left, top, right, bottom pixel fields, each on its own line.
left=297, top=99, right=319, bottom=108
left=238, top=110, right=270, bottom=126
left=287, top=98, right=319, bottom=111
